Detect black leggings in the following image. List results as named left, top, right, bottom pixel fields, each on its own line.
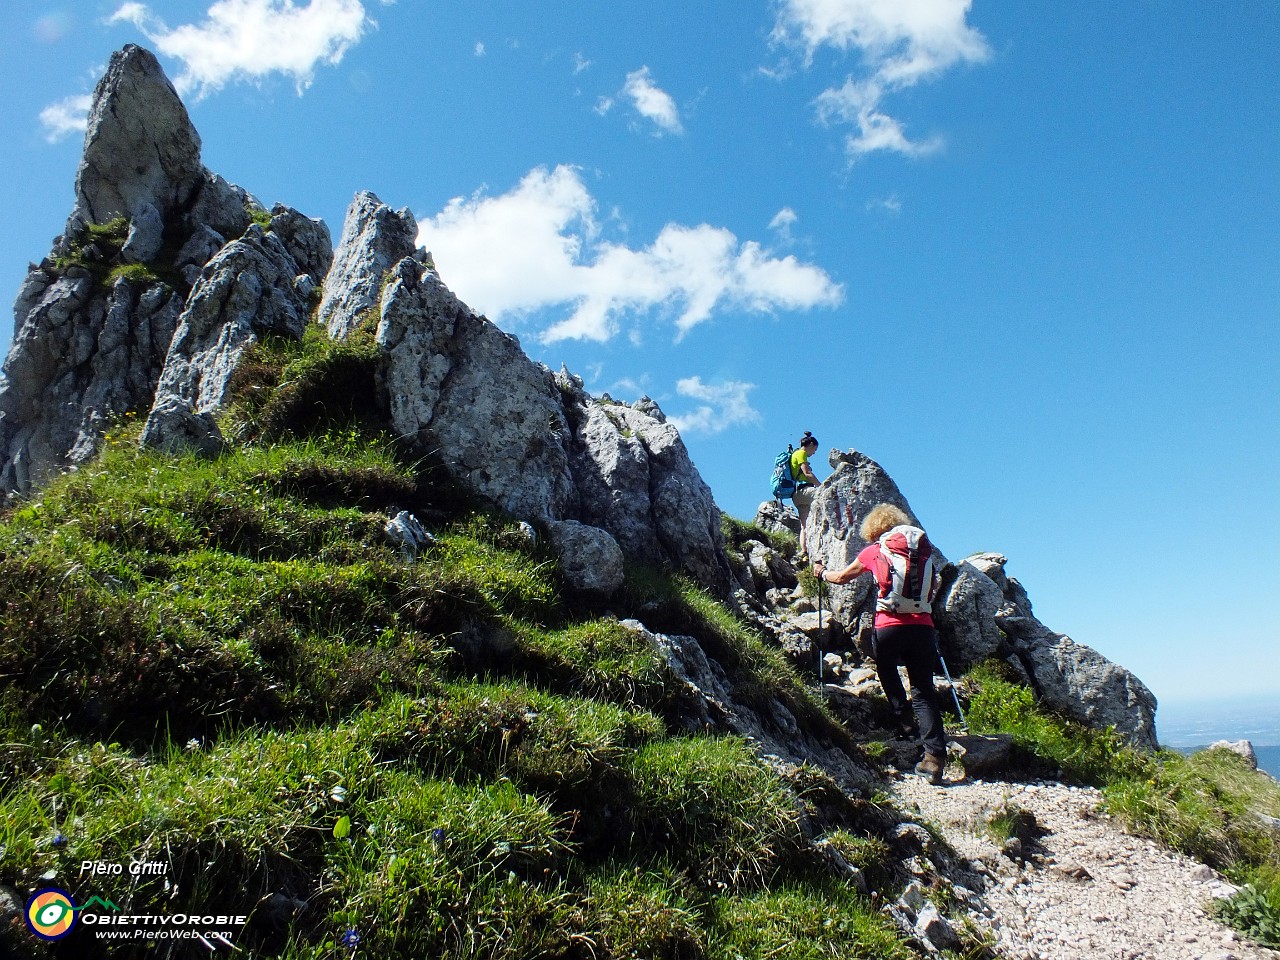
left=873, top=623, right=947, bottom=757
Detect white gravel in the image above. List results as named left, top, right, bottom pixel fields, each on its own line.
left=892, top=772, right=1280, bottom=960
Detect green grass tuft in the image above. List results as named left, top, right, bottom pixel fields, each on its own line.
left=984, top=802, right=1039, bottom=844
left=1214, top=863, right=1280, bottom=948
left=708, top=880, right=914, bottom=959
left=624, top=736, right=805, bottom=887
left=966, top=661, right=1152, bottom=785
left=720, top=512, right=797, bottom=558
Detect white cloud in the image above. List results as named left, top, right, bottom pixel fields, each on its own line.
left=474, top=41, right=485, bottom=57
left=418, top=164, right=843, bottom=344
left=108, top=0, right=376, bottom=97
left=774, top=0, right=989, bottom=158
left=668, top=377, right=761, bottom=436
left=768, top=207, right=798, bottom=244
left=39, top=94, right=93, bottom=143
left=573, top=52, right=592, bottom=75
left=621, top=66, right=683, bottom=135
left=813, top=75, right=944, bottom=157
left=769, top=207, right=799, bottom=232
left=419, top=165, right=597, bottom=325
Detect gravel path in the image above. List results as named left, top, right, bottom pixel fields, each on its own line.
left=892, top=773, right=1280, bottom=960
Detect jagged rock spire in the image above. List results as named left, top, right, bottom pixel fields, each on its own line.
left=317, top=191, right=419, bottom=339
left=71, top=44, right=204, bottom=231
left=0, top=45, right=321, bottom=494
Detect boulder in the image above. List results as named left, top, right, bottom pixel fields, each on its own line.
left=384, top=511, right=435, bottom=561
left=948, top=734, right=1019, bottom=778
left=565, top=385, right=730, bottom=593
left=808, top=448, right=939, bottom=562
left=1208, top=740, right=1258, bottom=770
left=915, top=901, right=961, bottom=951
left=754, top=499, right=799, bottom=538
left=933, top=559, right=1006, bottom=669
left=1000, top=614, right=1158, bottom=751
left=742, top=540, right=797, bottom=593
left=978, top=551, right=1158, bottom=751
left=139, top=395, right=227, bottom=459
left=546, top=520, right=625, bottom=597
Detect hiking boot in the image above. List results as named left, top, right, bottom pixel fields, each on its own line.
left=914, top=752, right=945, bottom=784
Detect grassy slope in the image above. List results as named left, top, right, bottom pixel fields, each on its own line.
left=0, top=329, right=918, bottom=959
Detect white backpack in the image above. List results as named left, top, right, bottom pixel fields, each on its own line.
left=875, top=525, right=937, bottom=614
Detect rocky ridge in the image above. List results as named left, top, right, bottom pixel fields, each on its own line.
left=2, top=42, right=1159, bottom=765
left=0, top=44, right=731, bottom=599
left=0, top=45, right=324, bottom=493
left=737, top=448, right=1158, bottom=750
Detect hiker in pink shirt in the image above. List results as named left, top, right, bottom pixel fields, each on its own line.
left=814, top=502, right=949, bottom=783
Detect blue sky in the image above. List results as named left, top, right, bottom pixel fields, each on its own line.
left=2, top=1, right=1277, bottom=715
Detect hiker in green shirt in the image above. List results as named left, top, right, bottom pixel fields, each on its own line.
left=791, top=432, right=820, bottom=560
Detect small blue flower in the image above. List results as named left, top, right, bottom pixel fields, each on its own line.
left=432, top=828, right=446, bottom=845
left=340, top=927, right=361, bottom=950
left=51, top=832, right=67, bottom=848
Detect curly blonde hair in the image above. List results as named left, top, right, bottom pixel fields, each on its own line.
left=859, top=503, right=912, bottom=542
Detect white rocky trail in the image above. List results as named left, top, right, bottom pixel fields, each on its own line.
left=892, top=773, right=1279, bottom=960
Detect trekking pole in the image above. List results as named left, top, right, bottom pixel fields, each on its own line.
left=934, top=641, right=968, bottom=730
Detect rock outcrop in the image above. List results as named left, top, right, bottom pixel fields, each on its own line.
left=139, top=222, right=323, bottom=454
left=317, top=191, right=418, bottom=339
left=748, top=447, right=1158, bottom=751
left=69, top=45, right=204, bottom=232
left=2, top=47, right=734, bottom=601
left=0, top=44, right=274, bottom=492
left=321, top=193, right=735, bottom=596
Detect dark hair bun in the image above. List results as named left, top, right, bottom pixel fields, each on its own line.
left=801, top=431, right=818, bottom=446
